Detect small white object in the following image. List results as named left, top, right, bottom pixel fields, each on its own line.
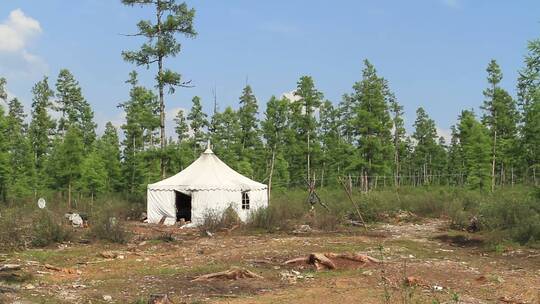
left=37, top=198, right=46, bottom=209
left=433, top=285, right=443, bottom=291
left=103, top=295, right=112, bottom=302
left=68, top=213, right=84, bottom=227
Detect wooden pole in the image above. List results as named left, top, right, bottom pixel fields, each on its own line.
left=491, top=130, right=497, bottom=192
left=338, top=177, right=367, bottom=230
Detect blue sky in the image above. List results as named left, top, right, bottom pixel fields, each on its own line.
left=0, top=0, right=538, bottom=139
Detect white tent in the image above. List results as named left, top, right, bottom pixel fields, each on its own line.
left=147, top=147, right=268, bottom=225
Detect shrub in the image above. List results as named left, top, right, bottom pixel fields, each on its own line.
left=198, top=209, right=223, bottom=235
left=0, top=207, right=27, bottom=251
left=221, top=205, right=241, bottom=227
left=88, top=208, right=130, bottom=244
left=198, top=205, right=241, bottom=235
left=31, top=210, right=73, bottom=247
left=308, top=211, right=343, bottom=231
left=479, top=189, right=540, bottom=244
left=247, top=206, right=288, bottom=232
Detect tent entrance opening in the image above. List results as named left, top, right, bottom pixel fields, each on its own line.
left=175, top=191, right=191, bottom=222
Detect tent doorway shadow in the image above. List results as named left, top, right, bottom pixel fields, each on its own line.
left=175, top=191, right=192, bottom=222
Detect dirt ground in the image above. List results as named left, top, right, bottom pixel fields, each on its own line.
left=1, top=218, right=539, bottom=304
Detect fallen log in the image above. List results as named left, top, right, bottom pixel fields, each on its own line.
left=308, top=253, right=336, bottom=270
left=44, top=264, right=79, bottom=274
left=0, top=264, right=21, bottom=272
left=283, top=252, right=380, bottom=271
left=99, top=251, right=118, bottom=259
left=191, top=267, right=263, bottom=282
left=325, top=252, right=381, bottom=264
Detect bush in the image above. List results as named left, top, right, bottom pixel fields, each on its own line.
left=307, top=211, right=343, bottom=231
left=88, top=208, right=130, bottom=244
left=0, top=207, right=27, bottom=251
left=31, top=210, right=73, bottom=247
left=221, top=205, right=241, bottom=227
left=479, top=188, right=540, bottom=244
left=198, top=205, right=242, bottom=235
left=198, top=209, right=224, bottom=235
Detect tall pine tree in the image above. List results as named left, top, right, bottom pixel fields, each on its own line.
left=517, top=39, right=540, bottom=184
left=349, top=60, right=393, bottom=189
left=481, top=60, right=518, bottom=189
left=122, top=0, right=197, bottom=178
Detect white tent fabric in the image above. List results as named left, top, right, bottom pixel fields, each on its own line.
left=147, top=147, right=268, bottom=225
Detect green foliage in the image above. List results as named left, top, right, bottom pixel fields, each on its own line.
left=89, top=208, right=130, bottom=244
left=96, top=122, right=122, bottom=192
left=456, top=110, right=492, bottom=189
left=0, top=207, right=26, bottom=251
left=31, top=210, right=73, bottom=247
left=174, top=109, right=189, bottom=142
left=187, top=96, right=208, bottom=153
left=121, top=0, right=196, bottom=91
left=285, top=76, right=323, bottom=182
left=29, top=76, right=56, bottom=192
left=237, top=85, right=264, bottom=178
left=47, top=127, right=84, bottom=202
left=197, top=205, right=241, bottom=235
left=0, top=79, right=11, bottom=202
left=79, top=150, right=107, bottom=198
left=348, top=60, right=394, bottom=183
left=479, top=187, right=540, bottom=244
left=517, top=39, right=540, bottom=180
left=210, top=106, right=240, bottom=165
left=120, top=72, right=160, bottom=194
left=122, top=0, right=197, bottom=177
left=55, top=69, right=96, bottom=151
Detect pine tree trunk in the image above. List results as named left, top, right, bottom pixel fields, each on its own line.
left=491, top=130, right=497, bottom=192
left=157, top=2, right=166, bottom=179
left=68, top=180, right=72, bottom=209
left=268, top=148, right=276, bottom=203
left=533, top=167, right=537, bottom=186
left=511, top=167, right=514, bottom=187
left=307, top=131, right=310, bottom=183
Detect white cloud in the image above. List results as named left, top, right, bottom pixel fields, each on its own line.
left=0, top=9, right=41, bottom=52
left=0, top=9, right=47, bottom=78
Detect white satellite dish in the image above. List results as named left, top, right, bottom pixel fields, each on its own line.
left=37, top=198, right=46, bottom=209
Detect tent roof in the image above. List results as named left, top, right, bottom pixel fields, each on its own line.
left=148, top=148, right=267, bottom=191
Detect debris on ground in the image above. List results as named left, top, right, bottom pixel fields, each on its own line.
left=0, top=285, right=18, bottom=293
left=44, top=264, right=80, bottom=274
left=191, top=267, right=263, bottom=282
left=292, top=224, right=313, bottom=234
left=64, top=213, right=84, bottom=227
left=394, top=210, right=417, bottom=222
left=148, top=294, right=173, bottom=304
left=279, top=270, right=315, bottom=284
left=0, top=264, right=21, bottom=272
left=284, top=252, right=380, bottom=270
left=103, top=294, right=113, bottom=302
left=467, top=215, right=480, bottom=233
left=100, top=251, right=118, bottom=259
left=404, top=276, right=422, bottom=286
left=498, top=296, right=527, bottom=304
